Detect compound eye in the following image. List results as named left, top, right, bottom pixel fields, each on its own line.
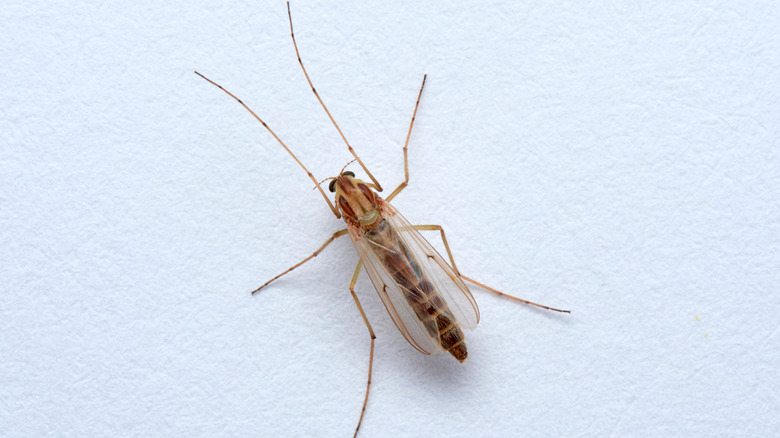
left=343, top=171, right=355, bottom=177
left=328, top=179, right=337, bottom=193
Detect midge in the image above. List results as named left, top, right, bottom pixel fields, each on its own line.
left=196, top=2, right=569, bottom=436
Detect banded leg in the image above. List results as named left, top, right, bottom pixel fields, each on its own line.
left=251, top=229, right=348, bottom=294
left=347, top=261, right=376, bottom=438
left=386, top=74, right=427, bottom=203
left=460, top=274, right=570, bottom=313
left=193, top=70, right=340, bottom=218
left=414, top=224, right=570, bottom=314
left=286, top=2, right=382, bottom=192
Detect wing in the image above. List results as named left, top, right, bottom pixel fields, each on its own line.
left=385, top=204, right=480, bottom=330
left=349, top=203, right=480, bottom=355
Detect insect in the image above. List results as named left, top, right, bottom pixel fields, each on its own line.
left=196, top=2, right=569, bottom=436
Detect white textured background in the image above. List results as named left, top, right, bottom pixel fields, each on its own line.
left=2, top=1, right=778, bottom=437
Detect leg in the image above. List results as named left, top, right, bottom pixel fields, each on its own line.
left=286, top=3, right=382, bottom=192
left=251, top=229, right=348, bottom=294
left=411, top=224, right=460, bottom=275
left=459, top=274, right=570, bottom=313
left=413, top=225, right=570, bottom=314
left=193, top=70, right=340, bottom=218
left=347, top=261, right=376, bottom=438
left=386, top=74, right=427, bottom=202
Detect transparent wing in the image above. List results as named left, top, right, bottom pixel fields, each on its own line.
left=353, top=235, right=442, bottom=355
left=349, top=204, right=479, bottom=356
left=384, top=204, right=480, bottom=330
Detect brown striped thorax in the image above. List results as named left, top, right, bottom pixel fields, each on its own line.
left=329, top=171, right=386, bottom=231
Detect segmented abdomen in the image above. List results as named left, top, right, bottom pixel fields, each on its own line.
left=367, top=220, right=468, bottom=362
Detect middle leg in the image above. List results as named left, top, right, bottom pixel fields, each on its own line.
left=251, top=229, right=349, bottom=294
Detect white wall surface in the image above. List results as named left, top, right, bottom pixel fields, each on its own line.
left=2, top=1, right=778, bottom=437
